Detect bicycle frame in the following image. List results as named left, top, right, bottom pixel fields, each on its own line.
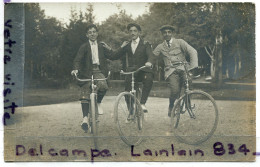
left=74, top=71, right=110, bottom=148
left=170, top=62, right=218, bottom=145
left=171, top=62, right=198, bottom=119
left=120, top=66, right=147, bottom=120
left=75, top=72, right=111, bottom=93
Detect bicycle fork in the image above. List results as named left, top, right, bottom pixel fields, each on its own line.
left=185, top=95, right=196, bottom=119
left=183, top=69, right=196, bottom=119
left=127, top=73, right=137, bottom=121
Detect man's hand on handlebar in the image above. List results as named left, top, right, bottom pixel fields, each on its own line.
left=71, top=70, right=78, bottom=76
left=145, top=62, right=153, bottom=69
left=188, top=67, right=200, bottom=78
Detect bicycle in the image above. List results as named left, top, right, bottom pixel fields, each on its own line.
left=114, top=66, right=147, bottom=146
left=170, top=61, right=219, bottom=145
left=74, top=72, right=110, bottom=149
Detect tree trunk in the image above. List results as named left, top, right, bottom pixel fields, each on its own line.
left=204, top=46, right=216, bottom=81
left=234, top=41, right=242, bottom=79
left=210, top=59, right=216, bottom=80
left=215, top=3, right=223, bottom=87
left=215, top=35, right=223, bottom=86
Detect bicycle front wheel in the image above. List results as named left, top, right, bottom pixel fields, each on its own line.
left=90, top=93, right=98, bottom=149
left=114, top=92, right=144, bottom=146
left=136, top=87, right=144, bottom=130
left=171, top=90, right=219, bottom=145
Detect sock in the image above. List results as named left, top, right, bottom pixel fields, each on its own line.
left=81, top=101, right=89, bottom=117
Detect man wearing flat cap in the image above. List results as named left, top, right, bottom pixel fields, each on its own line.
left=103, top=23, right=154, bottom=120
left=150, top=24, right=198, bottom=117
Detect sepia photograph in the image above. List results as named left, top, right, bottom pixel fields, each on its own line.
left=3, top=1, right=256, bottom=162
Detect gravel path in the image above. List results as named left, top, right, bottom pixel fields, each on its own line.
left=4, top=96, right=256, bottom=162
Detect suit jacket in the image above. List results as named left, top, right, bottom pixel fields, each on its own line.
left=153, top=38, right=198, bottom=79
left=73, top=41, right=113, bottom=78
left=113, top=38, right=154, bottom=73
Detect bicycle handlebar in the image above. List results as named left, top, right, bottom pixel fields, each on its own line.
left=74, top=71, right=111, bottom=82
left=170, top=61, right=200, bottom=79
left=120, top=66, right=150, bottom=75
left=170, top=61, right=188, bottom=66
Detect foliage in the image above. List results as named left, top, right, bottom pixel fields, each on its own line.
left=24, top=3, right=255, bottom=88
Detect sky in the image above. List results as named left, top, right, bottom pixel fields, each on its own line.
left=39, top=3, right=151, bottom=24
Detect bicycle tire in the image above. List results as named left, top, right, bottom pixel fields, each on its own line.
left=136, top=88, right=144, bottom=130
left=114, top=92, right=144, bottom=146
left=171, top=90, right=219, bottom=145
left=90, top=93, right=98, bottom=149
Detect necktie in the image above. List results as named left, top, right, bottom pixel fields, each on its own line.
left=167, top=41, right=171, bottom=48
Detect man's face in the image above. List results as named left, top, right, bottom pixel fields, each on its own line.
left=129, top=26, right=140, bottom=40
left=86, top=27, right=98, bottom=42
left=162, top=29, right=173, bottom=42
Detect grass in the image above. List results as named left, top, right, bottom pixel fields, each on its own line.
left=23, top=82, right=255, bottom=106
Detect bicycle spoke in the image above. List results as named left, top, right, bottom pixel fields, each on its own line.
left=114, top=92, right=144, bottom=146
left=119, top=100, right=128, bottom=117
left=172, top=91, right=218, bottom=145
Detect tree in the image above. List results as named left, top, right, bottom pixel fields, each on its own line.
left=140, top=3, right=255, bottom=83
left=58, top=4, right=96, bottom=86
left=98, top=10, right=134, bottom=78
left=24, top=3, right=46, bottom=82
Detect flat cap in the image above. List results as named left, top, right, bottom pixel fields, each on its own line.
left=159, top=25, right=175, bottom=32
left=127, top=23, right=141, bottom=31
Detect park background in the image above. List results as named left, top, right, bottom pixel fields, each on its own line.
left=22, top=3, right=255, bottom=106
left=3, top=2, right=257, bottom=162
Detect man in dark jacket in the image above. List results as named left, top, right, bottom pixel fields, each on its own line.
left=103, top=23, right=154, bottom=119
left=71, top=24, right=113, bottom=132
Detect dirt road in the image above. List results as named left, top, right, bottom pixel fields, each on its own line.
left=4, top=96, right=256, bottom=162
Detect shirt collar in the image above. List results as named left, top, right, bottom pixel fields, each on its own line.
left=165, top=38, right=173, bottom=45
left=132, top=37, right=140, bottom=44
left=89, top=40, right=97, bottom=45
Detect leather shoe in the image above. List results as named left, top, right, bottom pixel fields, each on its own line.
left=126, top=114, right=134, bottom=123
left=81, top=116, right=89, bottom=132
left=141, top=104, right=148, bottom=113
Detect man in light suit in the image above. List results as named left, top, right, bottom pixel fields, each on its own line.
left=151, top=25, right=198, bottom=117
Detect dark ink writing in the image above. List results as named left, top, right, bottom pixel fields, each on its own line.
left=16, top=144, right=115, bottom=162
left=3, top=19, right=18, bottom=126
left=131, top=144, right=204, bottom=157
left=213, top=142, right=226, bottom=156
left=91, top=149, right=112, bottom=162
left=213, top=142, right=253, bottom=156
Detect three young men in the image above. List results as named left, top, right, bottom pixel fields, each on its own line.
left=72, top=23, right=198, bottom=132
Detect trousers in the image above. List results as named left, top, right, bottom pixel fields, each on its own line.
left=79, top=68, right=108, bottom=117
left=166, top=69, right=189, bottom=109
left=79, top=69, right=108, bottom=103
left=124, top=70, right=153, bottom=104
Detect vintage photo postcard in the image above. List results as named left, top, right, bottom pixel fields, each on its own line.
left=3, top=2, right=256, bottom=162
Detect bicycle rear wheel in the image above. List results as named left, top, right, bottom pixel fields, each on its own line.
left=114, top=92, right=144, bottom=146
left=90, top=93, right=98, bottom=149
left=136, top=87, right=144, bottom=130
left=171, top=90, right=218, bottom=145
